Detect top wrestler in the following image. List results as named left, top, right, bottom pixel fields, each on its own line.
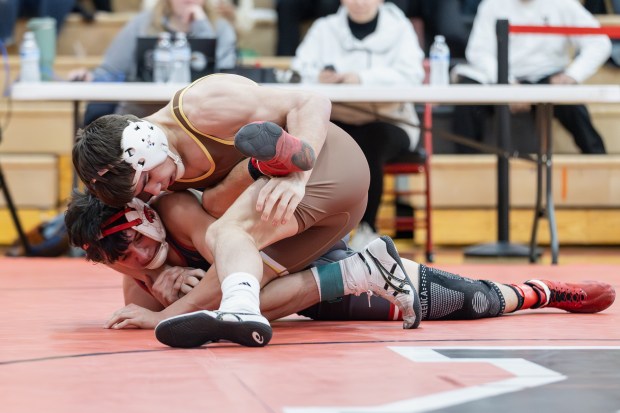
left=71, top=73, right=419, bottom=347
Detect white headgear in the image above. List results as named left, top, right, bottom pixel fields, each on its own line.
left=99, top=198, right=169, bottom=269
left=96, top=120, right=182, bottom=187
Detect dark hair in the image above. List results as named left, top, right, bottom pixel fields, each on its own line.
left=64, top=190, right=131, bottom=263
left=73, top=114, right=141, bottom=207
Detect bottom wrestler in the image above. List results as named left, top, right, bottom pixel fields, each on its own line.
left=65, top=190, right=616, bottom=348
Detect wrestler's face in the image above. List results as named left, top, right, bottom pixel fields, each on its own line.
left=132, top=157, right=179, bottom=198
left=342, top=0, right=383, bottom=24
left=115, top=229, right=161, bottom=269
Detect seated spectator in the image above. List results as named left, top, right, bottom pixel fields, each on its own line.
left=68, top=0, right=237, bottom=123
left=584, top=0, right=620, bottom=66
left=291, top=0, right=425, bottom=250
left=0, top=0, right=76, bottom=45
left=451, top=0, right=612, bottom=154
left=276, top=0, right=421, bottom=57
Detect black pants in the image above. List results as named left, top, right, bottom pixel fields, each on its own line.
left=333, top=121, right=411, bottom=231
left=452, top=76, right=606, bottom=154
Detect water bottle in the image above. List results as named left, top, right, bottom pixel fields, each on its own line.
left=169, top=32, right=191, bottom=83
left=153, top=32, right=172, bottom=83
left=19, top=31, right=41, bottom=82
left=429, top=35, right=450, bottom=86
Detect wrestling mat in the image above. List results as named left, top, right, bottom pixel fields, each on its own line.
left=1, top=258, right=618, bottom=413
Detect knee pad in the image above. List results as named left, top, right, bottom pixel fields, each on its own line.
left=418, top=265, right=506, bottom=320
left=310, top=239, right=356, bottom=267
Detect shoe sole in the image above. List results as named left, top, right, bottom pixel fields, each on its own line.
left=373, top=236, right=422, bottom=329
left=235, top=121, right=315, bottom=171
left=155, top=311, right=273, bottom=348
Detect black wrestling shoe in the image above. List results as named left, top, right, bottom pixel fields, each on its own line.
left=155, top=310, right=272, bottom=348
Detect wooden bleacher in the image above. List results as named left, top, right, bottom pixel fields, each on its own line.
left=1, top=8, right=620, bottom=246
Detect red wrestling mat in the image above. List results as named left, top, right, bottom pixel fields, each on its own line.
left=1, top=258, right=619, bottom=413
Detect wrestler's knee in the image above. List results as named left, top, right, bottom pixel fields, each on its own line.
left=419, top=265, right=506, bottom=320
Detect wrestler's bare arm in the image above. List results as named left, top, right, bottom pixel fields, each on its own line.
left=183, top=75, right=332, bottom=222
left=121, top=274, right=163, bottom=311
left=201, top=160, right=254, bottom=218
left=183, top=75, right=331, bottom=156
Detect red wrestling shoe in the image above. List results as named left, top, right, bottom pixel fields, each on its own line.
left=235, top=121, right=315, bottom=176
left=525, top=279, right=616, bottom=313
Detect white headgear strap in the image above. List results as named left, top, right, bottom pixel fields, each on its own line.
left=101, top=120, right=182, bottom=187
left=99, top=198, right=169, bottom=269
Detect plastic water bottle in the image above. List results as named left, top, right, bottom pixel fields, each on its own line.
left=429, top=35, right=450, bottom=86
left=19, top=31, right=41, bottom=82
left=153, top=32, right=172, bottom=83
left=169, top=32, right=191, bottom=83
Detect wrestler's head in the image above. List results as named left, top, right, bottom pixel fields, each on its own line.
left=73, top=114, right=183, bottom=208
left=65, top=191, right=168, bottom=270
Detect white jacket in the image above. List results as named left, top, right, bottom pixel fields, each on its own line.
left=454, top=0, right=612, bottom=84
left=291, top=3, right=425, bottom=148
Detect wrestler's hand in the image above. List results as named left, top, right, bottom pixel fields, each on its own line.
left=104, top=304, right=164, bottom=329
left=256, top=174, right=306, bottom=225
left=150, top=267, right=205, bottom=306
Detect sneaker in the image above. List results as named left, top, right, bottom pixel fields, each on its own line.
left=349, top=222, right=380, bottom=252
left=525, top=279, right=615, bottom=313
left=235, top=121, right=315, bottom=176
left=359, top=236, right=421, bottom=329
left=155, top=310, right=272, bottom=348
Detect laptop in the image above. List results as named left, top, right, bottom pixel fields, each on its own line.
left=136, top=36, right=217, bottom=82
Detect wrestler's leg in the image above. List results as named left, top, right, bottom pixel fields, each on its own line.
left=302, top=258, right=614, bottom=321
left=156, top=179, right=302, bottom=348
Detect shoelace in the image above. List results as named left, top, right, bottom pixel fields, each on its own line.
left=357, top=252, right=411, bottom=307
left=548, top=286, right=586, bottom=309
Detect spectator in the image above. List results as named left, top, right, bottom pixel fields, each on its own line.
left=276, top=0, right=421, bottom=56
left=0, top=0, right=76, bottom=45
left=451, top=0, right=612, bottom=154
left=291, top=0, right=425, bottom=250
left=68, top=0, right=237, bottom=123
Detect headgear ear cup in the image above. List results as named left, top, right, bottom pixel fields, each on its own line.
left=125, top=198, right=169, bottom=269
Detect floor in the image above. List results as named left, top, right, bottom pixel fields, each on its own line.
left=1, top=247, right=619, bottom=413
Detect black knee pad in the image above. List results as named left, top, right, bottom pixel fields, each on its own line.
left=310, top=239, right=356, bottom=267
left=418, top=265, right=506, bottom=320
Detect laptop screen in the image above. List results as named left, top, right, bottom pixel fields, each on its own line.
left=136, top=36, right=217, bottom=82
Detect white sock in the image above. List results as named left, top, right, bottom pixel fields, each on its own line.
left=218, top=272, right=261, bottom=314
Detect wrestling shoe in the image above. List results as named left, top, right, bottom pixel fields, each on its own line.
left=155, top=310, right=272, bottom=348
left=525, top=279, right=615, bottom=313
left=358, top=236, right=421, bottom=329
left=235, top=121, right=316, bottom=176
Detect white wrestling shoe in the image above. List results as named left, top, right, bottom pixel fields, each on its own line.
left=356, top=236, right=421, bottom=329
left=155, top=310, right=272, bottom=348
